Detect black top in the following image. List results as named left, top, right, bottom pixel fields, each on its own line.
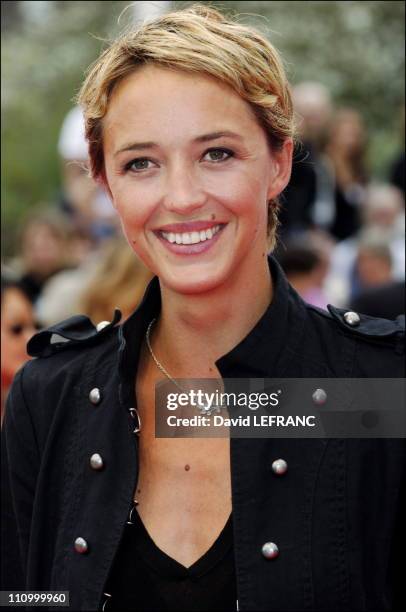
left=104, top=508, right=236, bottom=611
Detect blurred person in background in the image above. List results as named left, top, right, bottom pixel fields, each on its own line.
left=1, top=276, right=38, bottom=423
left=36, top=238, right=153, bottom=328
left=389, top=105, right=405, bottom=197
left=292, top=82, right=333, bottom=153
left=14, top=209, right=72, bottom=304
left=277, top=238, right=330, bottom=310
left=34, top=109, right=122, bottom=326
left=390, top=149, right=405, bottom=197
left=58, top=105, right=119, bottom=248
left=324, top=107, right=368, bottom=240
left=281, top=97, right=368, bottom=244
left=325, top=183, right=404, bottom=306
left=355, top=233, right=393, bottom=292
left=78, top=238, right=153, bottom=323
left=34, top=227, right=101, bottom=327
left=279, top=81, right=333, bottom=239
left=349, top=232, right=405, bottom=319
left=350, top=280, right=405, bottom=320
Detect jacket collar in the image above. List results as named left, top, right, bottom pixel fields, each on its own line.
left=118, top=256, right=306, bottom=394
left=216, top=256, right=305, bottom=377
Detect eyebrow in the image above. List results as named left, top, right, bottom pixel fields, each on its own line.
left=114, top=131, right=243, bottom=156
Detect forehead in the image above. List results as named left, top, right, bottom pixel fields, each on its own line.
left=103, top=65, right=265, bottom=149
left=2, top=287, right=31, bottom=317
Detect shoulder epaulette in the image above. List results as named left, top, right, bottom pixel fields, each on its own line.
left=327, top=305, right=405, bottom=340
left=27, top=309, right=122, bottom=358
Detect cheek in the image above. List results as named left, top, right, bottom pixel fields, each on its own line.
left=111, top=182, right=155, bottom=233
left=110, top=185, right=159, bottom=269
left=1, top=333, right=24, bottom=365
left=226, top=173, right=270, bottom=245
left=221, top=173, right=268, bottom=221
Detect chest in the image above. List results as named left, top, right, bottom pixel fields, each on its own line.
left=134, top=369, right=232, bottom=566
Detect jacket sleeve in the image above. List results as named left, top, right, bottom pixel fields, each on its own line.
left=1, top=363, right=41, bottom=590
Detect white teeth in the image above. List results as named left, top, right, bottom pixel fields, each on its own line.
left=161, top=225, right=222, bottom=245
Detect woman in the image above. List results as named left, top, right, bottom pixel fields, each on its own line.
left=2, top=5, right=404, bottom=611
left=324, top=108, right=369, bottom=241
left=17, top=210, right=72, bottom=304
left=1, top=276, right=37, bottom=423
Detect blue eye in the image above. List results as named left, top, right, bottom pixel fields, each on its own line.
left=203, top=148, right=234, bottom=162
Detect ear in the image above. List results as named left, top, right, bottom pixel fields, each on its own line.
left=267, top=138, right=293, bottom=201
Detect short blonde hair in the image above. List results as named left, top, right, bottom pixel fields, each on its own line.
left=78, top=3, right=295, bottom=245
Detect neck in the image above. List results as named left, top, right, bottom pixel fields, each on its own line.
left=152, top=253, right=273, bottom=377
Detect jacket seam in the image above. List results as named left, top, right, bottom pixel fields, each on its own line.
left=304, top=440, right=329, bottom=609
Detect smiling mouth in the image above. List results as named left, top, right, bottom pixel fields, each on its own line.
left=159, top=224, right=225, bottom=245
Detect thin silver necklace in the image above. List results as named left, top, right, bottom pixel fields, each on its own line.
left=145, top=318, right=223, bottom=415
left=145, top=318, right=184, bottom=392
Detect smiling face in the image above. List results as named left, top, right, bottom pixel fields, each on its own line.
left=103, top=65, right=292, bottom=295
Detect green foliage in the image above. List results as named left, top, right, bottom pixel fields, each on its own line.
left=2, top=1, right=404, bottom=256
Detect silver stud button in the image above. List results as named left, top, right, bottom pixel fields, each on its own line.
left=312, top=388, right=327, bottom=405
left=90, top=453, right=104, bottom=470
left=89, top=388, right=101, bottom=405
left=74, top=537, right=88, bottom=554
left=262, top=541, right=279, bottom=559
left=271, top=458, right=288, bottom=475
left=96, top=320, right=110, bottom=332
left=343, top=311, right=360, bottom=326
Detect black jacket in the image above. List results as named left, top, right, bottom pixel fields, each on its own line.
left=2, top=257, right=405, bottom=611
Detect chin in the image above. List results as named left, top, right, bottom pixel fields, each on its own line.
left=159, top=263, right=232, bottom=296
left=131, top=228, right=262, bottom=296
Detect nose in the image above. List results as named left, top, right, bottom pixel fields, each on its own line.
left=162, top=162, right=206, bottom=216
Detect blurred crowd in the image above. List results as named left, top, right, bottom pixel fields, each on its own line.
left=1, top=82, right=405, bottom=419
left=276, top=81, right=404, bottom=317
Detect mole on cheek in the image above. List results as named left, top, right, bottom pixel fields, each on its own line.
left=184, top=464, right=191, bottom=471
